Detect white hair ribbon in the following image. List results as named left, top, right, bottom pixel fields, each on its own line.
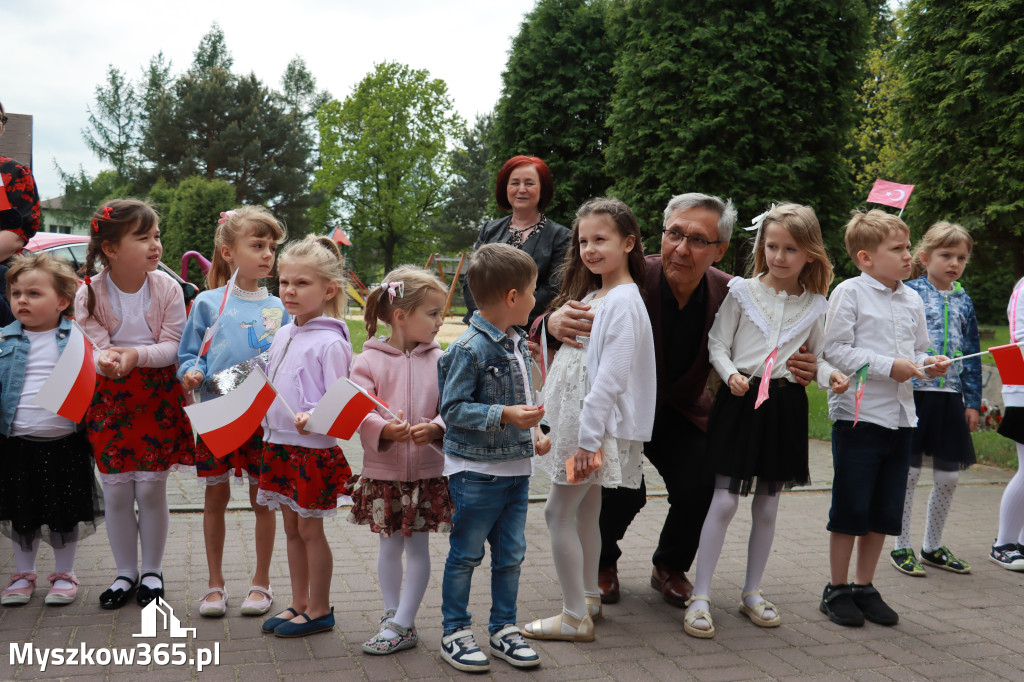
left=383, top=281, right=405, bottom=303
left=744, top=203, right=776, bottom=244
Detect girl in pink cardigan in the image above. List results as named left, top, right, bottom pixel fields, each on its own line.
left=347, top=266, right=452, bottom=656
left=74, top=199, right=193, bottom=610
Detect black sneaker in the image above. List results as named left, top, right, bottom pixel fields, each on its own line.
left=489, top=625, right=540, bottom=668
left=990, top=542, right=1024, bottom=571
left=819, top=583, right=864, bottom=626
left=851, top=583, right=898, bottom=625
left=440, top=629, right=490, bottom=673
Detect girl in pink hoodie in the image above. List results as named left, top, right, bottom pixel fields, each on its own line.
left=347, top=266, right=452, bottom=656
left=256, top=236, right=353, bottom=639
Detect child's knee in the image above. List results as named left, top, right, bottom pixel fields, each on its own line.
left=205, top=484, right=231, bottom=511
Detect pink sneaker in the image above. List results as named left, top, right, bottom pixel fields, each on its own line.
left=44, top=573, right=80, bottom=605
left=1, top=572, right=37, bottom=606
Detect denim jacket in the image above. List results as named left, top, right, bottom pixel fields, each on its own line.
left=438, top=311, right=543, bottom=462
left=0, top=317, right=75, bottom=437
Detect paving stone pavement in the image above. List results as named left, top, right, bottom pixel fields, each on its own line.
left=2, top=441, right=1021, bottom=681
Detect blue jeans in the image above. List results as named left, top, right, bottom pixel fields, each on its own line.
left=442, top=471, right=529, bottom=635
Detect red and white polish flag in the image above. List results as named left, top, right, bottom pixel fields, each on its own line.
left=0, top=172, right=14, bottom=211
left=990, top=343, right=1024, bottom=385
left=198, top=267, right=239, bottom=357
left=753, top=347, right=779, bottom=410
left=184, top=365, right=277, bottom=458
left=866, top=179, right=915, bottom=210
left=31, top=321, right=97, bottom=422
left=307, top=377, right=389, bottom=440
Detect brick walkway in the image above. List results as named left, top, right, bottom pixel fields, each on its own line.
left=2, top=441, right=1022, bottom=681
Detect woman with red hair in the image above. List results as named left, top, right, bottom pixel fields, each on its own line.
left=462, top=156, right=571, bottom=326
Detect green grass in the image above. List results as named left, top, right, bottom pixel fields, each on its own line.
left=347, top=318, right=368, bottom=354
left=805, top=384, right=1017, bottom=470
left=979, top=326, right=1010, bottom=366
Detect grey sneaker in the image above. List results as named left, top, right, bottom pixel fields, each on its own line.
left=489, top=625, right=540, bottom=668
left=440, top=629, right=490, bottom=672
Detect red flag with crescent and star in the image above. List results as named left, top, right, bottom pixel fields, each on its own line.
left=866, top=179, right=915, bottom=210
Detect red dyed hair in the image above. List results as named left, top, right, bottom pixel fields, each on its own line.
left=495, top=155, right=554, bottom=212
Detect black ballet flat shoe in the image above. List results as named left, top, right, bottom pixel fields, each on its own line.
left=136, top=572, right=164, bottom=607
left=99, top=576, right=138, bottom=610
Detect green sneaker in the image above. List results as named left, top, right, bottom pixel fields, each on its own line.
left=920, top=546, right=971, bottom=574
left=889, top=548, right=926, bottom=576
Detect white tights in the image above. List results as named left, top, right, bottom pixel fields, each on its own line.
left=377, top=532, right=431, bottom=634
left=996, top=444, right=1024, bottom=546
left=689, top=480, right=780, bottom=624
left=543, top=482, right=602, bottom=620
left=103, top=479, right=169, bottom=591
left=895, top=466, right=960, bottom=552
left=10, top=532, right=78, bottom=590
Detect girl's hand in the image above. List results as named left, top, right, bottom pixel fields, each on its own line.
left=830, top=371, right=849, bottom=395
left=501, top=404, right=545, bottom=429
left=182, top=370, right=205, bottom=391
left=294, top=412, right=311, bottom=435
left=571, top=447, right=599, bottom=480
left=965, top=407, right=980, bottom=432
left=728, top=373, right=750, bottom=396
left=924, top=355, right=950, bottom=377
left=97, top=350, right=122, bottom=379
left=890, top=358, right=923, bottom=382
left=410, top=421, right=442, bottom=445
left=382, top=410, right=412, bottom=442
left=535, top=432, right=551, bottom=456
left=108, top=347, right=140, bottom=377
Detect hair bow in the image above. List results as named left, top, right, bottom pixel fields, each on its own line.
left=744, top=203, right=777, bottom=245
left=218, top=210, right=236, bottom=224
left=91, top=205, right=113, bottom=233
left=83, top=275, right=92, bottom=285
left=383, top=280, right=405, bottom=303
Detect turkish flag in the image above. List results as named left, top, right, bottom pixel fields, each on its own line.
left=866, top=179, right=915, bottom=210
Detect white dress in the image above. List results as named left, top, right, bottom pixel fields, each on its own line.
left=536, top=295, right=644, bottom=488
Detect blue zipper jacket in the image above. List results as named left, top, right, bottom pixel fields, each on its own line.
left=0, top=316, right=75, bottom=437
left=905, top=275, right=982, bottom=409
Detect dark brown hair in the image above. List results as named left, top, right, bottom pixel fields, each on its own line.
left=80, top=198, right=159, bottom=317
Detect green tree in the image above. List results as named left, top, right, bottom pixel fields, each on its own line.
left=894, top=0, right=1024, bottom=320
left=159, top=176, right=236, bottom=286
left=492, top=0, right=615, bottom=225
left=605, top=0, right=874, bottom=274
left=315, top=61, right=465, bottom=274
left=434, top=112, right=495, bottom=254
left=82, top=66, right=140, bottom=184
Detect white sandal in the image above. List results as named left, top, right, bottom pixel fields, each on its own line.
left=241, top=585, right=273, bottom=616
left=683, top=595, right=715, bottom=638
left=522, top=610, right=595, bottom=642
left=739, top=589, right=781, bottom=628
left=199, top=586, right=228, bottom=618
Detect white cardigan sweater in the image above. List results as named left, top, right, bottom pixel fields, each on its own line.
left=579, top=282, right=657, bottom=452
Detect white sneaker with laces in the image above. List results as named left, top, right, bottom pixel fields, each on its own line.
left=440, top=629, right=490, bottom=672
left=489, top=625, right=540, bottom=668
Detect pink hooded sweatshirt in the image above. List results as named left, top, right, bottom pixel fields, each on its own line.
left=263, top=316, right=352, bottom=449
left=350, top=336, right=445, bottom=482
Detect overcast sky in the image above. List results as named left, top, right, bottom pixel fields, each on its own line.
left=1, top=0, right=538, bottom=200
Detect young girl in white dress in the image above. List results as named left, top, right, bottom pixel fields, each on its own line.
left=523, top=198, right=656, bottom=642
left=684, top=203, right=847, bottom=638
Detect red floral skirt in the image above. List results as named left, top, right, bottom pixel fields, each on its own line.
left=85, top=366, right=194, bottom=481
left=256, top=442, right=351, bottom=517
left=195, top=428, right=264, bottom=486
left=345, top=475, right=452, bottom=538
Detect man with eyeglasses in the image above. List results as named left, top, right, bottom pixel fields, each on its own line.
left=536, top=193, right=817, bottom=609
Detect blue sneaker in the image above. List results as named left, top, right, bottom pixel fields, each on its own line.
left=489, top=625, right=540, bottom=668
left=440, top=629, right=490, bottom=672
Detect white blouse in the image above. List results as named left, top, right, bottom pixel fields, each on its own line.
left=708, top=276, right=835, bottom=387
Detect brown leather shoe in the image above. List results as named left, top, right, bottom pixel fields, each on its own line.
left=598, top=565, right=620, bottom=604
left=650, top=563, right=692, bottom=608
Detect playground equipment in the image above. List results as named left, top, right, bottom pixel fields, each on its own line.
left=345, top=270, right=370, bottom=308
left=424, top=253, right=467, bottom=319
left=181, top=251, right=212, bottom=282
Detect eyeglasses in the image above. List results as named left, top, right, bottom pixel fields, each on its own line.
left=0, top=115, right=7, bottom=126
left=662, top=229, right=723, bottom=251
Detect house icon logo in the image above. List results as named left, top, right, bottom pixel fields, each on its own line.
left=133, top=597, right=197, bottom=638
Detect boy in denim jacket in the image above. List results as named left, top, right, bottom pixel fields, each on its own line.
left=437, top=243, right=551, bottom=673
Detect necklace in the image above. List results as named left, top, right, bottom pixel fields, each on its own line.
left=508, top=214, right=546, bottom=249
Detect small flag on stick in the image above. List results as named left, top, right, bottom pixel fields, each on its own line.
left=184, top=366, right=276, bottom=458
left=307, top=377, right=389, bottom=440
left=866, top=179, right=915, bottom=210
left=990, top=343, right=1024, bottom=385
left=753, top=347, right=779, bottom=409
left=852, top=363, right=870, bottom=426
left=0, top=172, right=13, bottom=212
left=31, top=321, right=97, bottom=422
left=198, top=267, right=239, bottom=357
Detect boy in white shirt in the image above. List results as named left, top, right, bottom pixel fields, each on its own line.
left=821, top=210, right=948, bottom=627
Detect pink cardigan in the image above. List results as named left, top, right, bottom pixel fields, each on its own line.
left=351, top=337, right=446, bottom=482
left=73, top=268, right=186, bottom=369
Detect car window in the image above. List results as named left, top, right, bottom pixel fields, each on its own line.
left=44, top=246, right=79, bottom=268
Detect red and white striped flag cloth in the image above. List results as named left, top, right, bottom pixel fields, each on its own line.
left=184, top=365, right=277, bottom=458
left=753, top=347, right=779, bottom=410
left=198, top=267, right=239, bottom=357
left=307, top=377, right=389, bottom=440
left=31, top=321, right=97, bottom=422
left=0, top=171, right=13, bottom=211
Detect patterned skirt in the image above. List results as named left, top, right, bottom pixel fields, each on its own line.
left=195, top=428, right=264, bottom=486
left=0, top=432, right=104, bottom=549
left=345, top=475, right=453, bottom=538
left=85, top=366, right=195, bottom=483
left=256, top=442, right=352, bottom=518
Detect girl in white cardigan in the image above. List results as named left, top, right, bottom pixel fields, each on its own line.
left=684, top=203, right=846, bottom=638
left=524, top=198, right=656, bottom=643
